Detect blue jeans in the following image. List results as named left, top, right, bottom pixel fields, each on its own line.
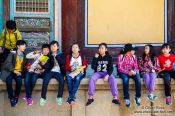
left=41, top=71, right=64, bottom=99
left=24, top=72, right=39, bottom=98
left=66, top=71, right=84, bottom=100
left=119, top=72, right=141, bottom=99
left=6, top=73, right=22, bottom=99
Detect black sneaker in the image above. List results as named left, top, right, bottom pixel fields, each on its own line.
left=70, top=99, right=75, bottom=105
left=125, top=99, right=130, bottom=108
left=66, top=99, right=71, bottom=105
left=10, top=98, right=17, bottom=107
left=86, top=99, right=94, bottom=106
left=14, top=97, right=19, bottom=105
left=112, top=99, right=120, bottom=106
left=134, top=97, right=141, bottom=106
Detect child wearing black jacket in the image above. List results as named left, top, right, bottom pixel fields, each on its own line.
left=40, top=41, right=65, bottom=106
left=86, top=43, right=120, bottom=106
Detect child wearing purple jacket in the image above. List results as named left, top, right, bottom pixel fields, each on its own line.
left=139, top=45, right=160, bottom=102
left=117, top=43, right=141, bottom=108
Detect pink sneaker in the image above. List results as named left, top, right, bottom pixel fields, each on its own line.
left=27, top=98, right=33, bottom=105
left=166, top=96, right=171, bottom=105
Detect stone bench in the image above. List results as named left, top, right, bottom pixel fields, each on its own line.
left=0, top=77, right=175, bottom=90
left=0, top=77, right=175, bottom=116
left=0, top=64, right=175, bottom=116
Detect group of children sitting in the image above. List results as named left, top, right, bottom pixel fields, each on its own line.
left=0, top=20, right=175, bottom=108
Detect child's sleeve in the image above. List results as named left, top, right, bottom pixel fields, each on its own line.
left=65, top=55, right=71, bottom=71
left=107, top=56, right=114, bottom=76
left=42, top=55, right=54, bottom=70
left=17, top=30, right=22, bottom=40
left=91, top=57, right=98, bottom=70
left=26, top=52, right=39, bottom=59
left=3, top=53, right=15, bottom=72
left=0, top=29, right=5, bottom=47
left=82, top=56, right=88, bottom=71
left=138, top=58, right=145, bottom=73
left=57, top=53, right=65, bottom=66
left=117, top=55, right=128, bottom=74
left=154, top=57, right=161, bottom=71
left=173, top=55, right=175, bottom=62
left=133, top=56, right=139, bottom=73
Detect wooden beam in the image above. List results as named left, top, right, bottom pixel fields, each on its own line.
left=3, top=0, right=10, bottom=27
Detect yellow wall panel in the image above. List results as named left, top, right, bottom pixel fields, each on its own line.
left=87, top=0, right=165, bottom=44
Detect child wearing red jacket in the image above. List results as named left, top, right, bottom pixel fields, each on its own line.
left=65, top=43, right=87, bottom=105
left=158, top=43, right=175, bottom=105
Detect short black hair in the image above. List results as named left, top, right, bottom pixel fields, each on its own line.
left=6, top=20, right=16, bottom=30
left=41, top=44, right=50, bottom=49
left=16, top=40, right=27, bottom=47
left=50, top=41, right=59, bottom=46
left=161, top=43, right=171, bottom=50
left=99, top=43, right=107, bottom=49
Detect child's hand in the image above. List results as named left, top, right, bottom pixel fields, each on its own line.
left=145, top=69, right=150, bottom=72
left=52, top=53, right=57, bottom=57
left=71, top=66, right=76, bottom=71
left=14, top=70, right=21, bottom=76
left=104, top=75, right=109, bottom=82
left=41, top=60, right=47, bottom=65
left=128, top=71, right=133, bottom=76
left=34, top=50, right=41, bottom=54
left=158, top=68, right=165, bottom=73
left=132, top=71, right=136, bottom=75
left=36, top=64, right=42, bottom=70
left=95, top=53, right=99, bottom=58
left=0, top=47, right=3, bottom=53
left=40, top=69, right=45, bottom=73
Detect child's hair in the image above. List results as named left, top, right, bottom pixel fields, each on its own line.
left=50, top=41, right=59, bottom=46
left=69, top=43, right=80, bottom=55
left=142, top=44, right=156, bottom=64
left=6, top=20, right=16, bottom=30
left=16, top=40, right=27, bottom=47
left=41, top=44, right=50, bottom=49
left=119, top=48, right=124, bottom=55
left=98, top=43, right=108, bottom=49
left=98, top=43, right=109, bottom=55
left=161, top=43, right=171, bottom=50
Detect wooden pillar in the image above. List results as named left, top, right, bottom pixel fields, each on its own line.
left=168, top=0, right=175, bottom=52
left=3, top=0, right=10, bottom=27
left=62, top=0, right=78, bottom=55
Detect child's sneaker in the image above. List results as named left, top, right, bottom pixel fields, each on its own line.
left=125, top=99, right=130, bottom=108
left=166, top=96, right=171, bottom=105
left=70, top=99, right=75, bottom=106
left=23, top=97, right=27, bottom=101
left=66, top=99, right=71, bottom=105
left=27, top=98, right=33, bottom=105
left=40, top=98, right=46, bottom=106
left=56, top=97, right=63, bottom=105
left=86, top=99, right=94, bottom=106
left=147, top=94, right=157, bottom=101
left=112, top=99, right=120, bottom=106
left=10, top=98, right=17, bottom=107
left=134, top=97, right=141, bottom=106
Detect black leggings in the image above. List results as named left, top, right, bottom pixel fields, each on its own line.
left=159, top=70, right=175, bottom=97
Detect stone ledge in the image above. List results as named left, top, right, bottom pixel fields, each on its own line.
left=0, top=78, right=174, bottom=88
